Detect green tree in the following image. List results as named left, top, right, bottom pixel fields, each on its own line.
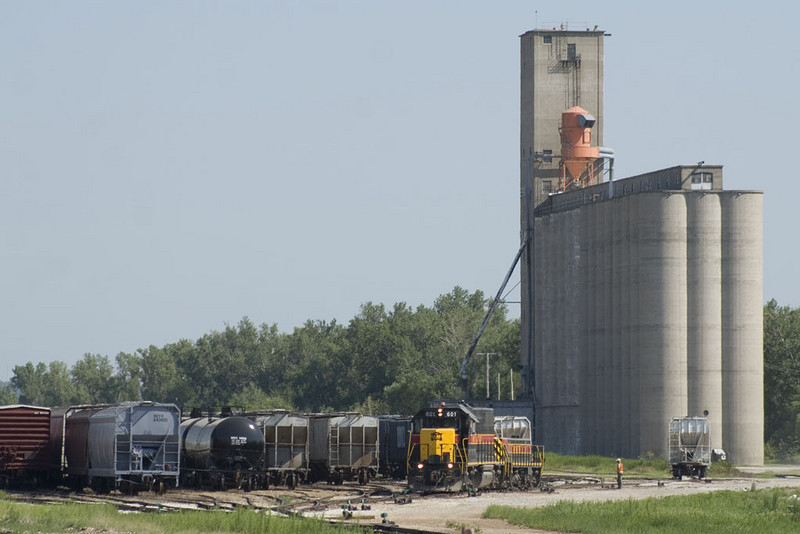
left=12, top=362, right=49, bottom=405
left=763, top=299, right=800, bottom=459
left=45, top=361, right=78, bottom=406
left=0, top=383, right=18, bottom=405
left=282, top=320, right=347, bottom=411
left=11, top=361, right=78, bottom=406
left=343, top=302, right=394, bottom=407
left=228, top=384, right=294, bottom=411
left=256, top=322, right=289, bottom=399
left=115, top=352, right=143, bottom=401
left=141, top=345, right=178, bottom=403
left=72, top=354, right=116, bottom=404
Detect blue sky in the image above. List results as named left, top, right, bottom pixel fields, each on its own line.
left=1, top=1, right=796, bottom=379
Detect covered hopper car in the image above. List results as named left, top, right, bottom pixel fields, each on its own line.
left=253, top=410, right=310, bottom=489
left=308, top=413, right=379, bottom=484
left=61, top=402, right=181, bottom=494
left=669, top=416, right=711, bottom=479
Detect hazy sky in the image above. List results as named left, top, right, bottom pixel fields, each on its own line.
left=1, top=2, right=796, bottom=380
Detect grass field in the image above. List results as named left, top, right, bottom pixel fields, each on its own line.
left=0, top=495, right=355, bottom=534
left=484, top=487, right=800, bottom=534
left=543, top=452, right=743, bottom=479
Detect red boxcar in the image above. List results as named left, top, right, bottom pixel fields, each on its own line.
left=0, top=405, right=53, bottom=485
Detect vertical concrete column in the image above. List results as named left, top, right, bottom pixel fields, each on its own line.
left=551, top=211, right=565, bottom=449
left=628, top=195, right=641, bottom=456
left=533, top=213, right=549, bottom=445
left=686, top=193, right=723, bottom=450
left=600, top=199, right=614, bottom=456
left=594, top=201, right=608, bottom=453
left=554, top=211, right=565, bottom=408
left=564, top=208, right=582, bottom=449
left=585, top=202, right=599, bottom=454
left=611, top=197, right=628, bottom=456
left=579, top=202, right=593, bottom=454
left=721, top=192, right=764, bottom=465
left=637, top=193, right=688, bottom=458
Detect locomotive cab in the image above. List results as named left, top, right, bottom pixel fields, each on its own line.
left=407, top=403, right=475, bottom=492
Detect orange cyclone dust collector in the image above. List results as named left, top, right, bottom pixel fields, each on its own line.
left=560, top=106, right=600, bottom=191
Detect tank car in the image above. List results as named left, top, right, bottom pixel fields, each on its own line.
left=308, top=413, right=379, bottom=484
left=61, top=402, right=181, bottom=494
left=0, top=405, right=55, bottom=487
left=180, top=414, right=264, bottom=490
left=407, top=402, right=543, bottom=493
left=378, top=415, right=412, bottom=480
left=252, top=411, right=309, bottom=489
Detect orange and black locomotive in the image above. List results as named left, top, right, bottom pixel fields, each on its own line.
left=406, top=401, right=543, bottom=493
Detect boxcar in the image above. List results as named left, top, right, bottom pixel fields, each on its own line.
left=0, top=405, right=53, bottom=487
left=308, top=413, right=379, bottom=484
left=63, top=402, right=181, bottom=493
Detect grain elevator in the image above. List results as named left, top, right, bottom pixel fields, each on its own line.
left=519, top=27, right=764, bottom=465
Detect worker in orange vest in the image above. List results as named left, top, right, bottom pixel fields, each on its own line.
left=616, top=458, right=624, bottom=489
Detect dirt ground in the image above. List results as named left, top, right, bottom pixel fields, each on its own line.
left=315, top=473, right=800, bottom=534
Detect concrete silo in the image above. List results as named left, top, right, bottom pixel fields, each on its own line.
left=721, top=192, right=764, bottom=465
left=525, top=169, right=763, bottom=463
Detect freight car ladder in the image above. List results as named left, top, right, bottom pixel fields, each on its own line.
left=329, top=427, right=339, bottom=468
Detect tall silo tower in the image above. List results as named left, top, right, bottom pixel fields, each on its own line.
left=519, top=26, right=607, bottom=405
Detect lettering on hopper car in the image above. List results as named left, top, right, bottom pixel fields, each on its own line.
left=153, top=414, right=169, bottom=423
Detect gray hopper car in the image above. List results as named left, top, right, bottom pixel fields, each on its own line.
left=254, top=411, right=310, bottom=489
left=308, top=413, right=379, bottom=484
left=669, top=416, right=711, bottom=479
left=62, top=402, right=180, bottom=494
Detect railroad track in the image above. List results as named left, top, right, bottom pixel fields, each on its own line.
left=9, top=477, right=634, bottom=534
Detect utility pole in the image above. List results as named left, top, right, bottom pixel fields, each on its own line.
left=476, top=352, right=500, bottom=399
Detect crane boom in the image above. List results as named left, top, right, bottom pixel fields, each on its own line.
left=459, top=242, right=526, bottom=400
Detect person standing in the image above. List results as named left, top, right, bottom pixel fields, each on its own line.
left=616, top=458, right=624, bottom=489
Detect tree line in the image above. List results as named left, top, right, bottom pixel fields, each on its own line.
left=2, top=287, right=520, bottom=416
left=3, top=292, right=799, bottom=460
left=763, top=299, right=800, bottom=460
